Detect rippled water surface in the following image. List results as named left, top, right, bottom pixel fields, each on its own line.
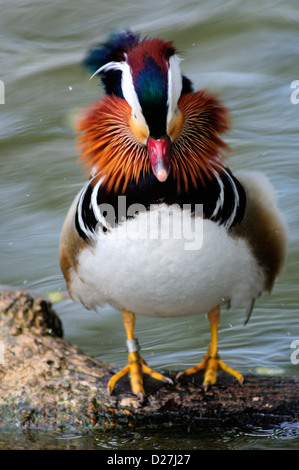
left=1, top=0, right=299, bottom=450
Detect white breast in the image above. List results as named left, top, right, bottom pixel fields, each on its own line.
left=69, top=203, right=264, bottom=317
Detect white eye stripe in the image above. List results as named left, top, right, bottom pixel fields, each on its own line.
left=90, top=61, right=122, bottom=80
left=91, top=54, right=183, bottom=135
left=91, top=60, right=148, bottom=132
left=167, top=54, right=183, bottom=126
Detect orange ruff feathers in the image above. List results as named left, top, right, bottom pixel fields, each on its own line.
left=77, top=91, right=230, bottom=193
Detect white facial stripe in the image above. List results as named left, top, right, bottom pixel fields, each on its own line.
left=90, top=60, right=149, bottom=134
left=90, top=61, right=122, bottom=80
left=91, top=54, right=184, bottom=136
left=167, top=54, right=183, bottom=126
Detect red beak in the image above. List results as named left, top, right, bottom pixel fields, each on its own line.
left=147, top=136, right=171, bottom=182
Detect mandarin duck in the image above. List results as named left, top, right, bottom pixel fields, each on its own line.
left=59, top=31, right=287, bottom=401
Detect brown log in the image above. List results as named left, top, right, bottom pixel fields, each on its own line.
left=0, top=287, right=298, bottom=432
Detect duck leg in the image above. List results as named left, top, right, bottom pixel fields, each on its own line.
left=107, top=310, right=172, bottom=400
left=177, top=306, right=244, bottom=390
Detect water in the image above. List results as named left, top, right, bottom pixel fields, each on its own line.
left=1, top=0, right=299, bottom=450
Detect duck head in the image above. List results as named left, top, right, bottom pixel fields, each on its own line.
left=78, top=32, right=229, bottom=193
